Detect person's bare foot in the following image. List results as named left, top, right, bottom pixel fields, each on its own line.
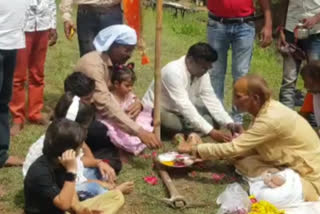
left=29, top=114, right=49, bottom=125
left=10, top=123, right=24, bottom=136
left=115, top=181, right=134, bottom=194
left=3, top=156, right=24, bottom=167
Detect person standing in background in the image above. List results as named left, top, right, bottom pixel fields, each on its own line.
left=10, top=0, right=57, bottom=136
left=60, top=0, right=123, bottom=56
left=207, top=0, right=272, bottom=123
left=0, top=0, right=27, bottom=167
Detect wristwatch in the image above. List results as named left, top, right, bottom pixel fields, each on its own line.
left=65, top=172, right=76, bottom=182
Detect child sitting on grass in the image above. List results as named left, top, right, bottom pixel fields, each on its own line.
left=24, top=119, right=133, bottom=214
left=100, top=63, right=153, bottom=159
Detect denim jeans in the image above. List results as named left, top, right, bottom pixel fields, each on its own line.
left=77, top=4, right=123, bottom=56
left=76, top=168, right=107, bottom=200
left=279, top=31, right=320, bottom=109
left=0, top=49, right=17, bottom=166
left=207, top=17, right=255, bottom=123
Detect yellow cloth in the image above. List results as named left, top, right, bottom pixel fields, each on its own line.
left=196, top=99, right=320, bottom=201
left=79, top=190, right=124, bottom=214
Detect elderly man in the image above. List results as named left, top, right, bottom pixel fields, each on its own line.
left=143, top=43, right=242, bottom=142
left=179, top=75, right=320, bottom=202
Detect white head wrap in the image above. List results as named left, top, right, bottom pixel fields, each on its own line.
left=65, top=96, right=80, bottom=121
left=93, top=24, right=137, bottom=52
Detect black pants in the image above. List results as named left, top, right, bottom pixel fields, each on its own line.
left=0, top=49, right=17, bottom=166
left=77, top=4, right=123, bottom=57
left=86, top=120, right=122, bottom=174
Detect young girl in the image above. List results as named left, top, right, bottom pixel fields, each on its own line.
left=100, top=63, right=153, bottom=156
left=24, top=119, right=131, bottom=214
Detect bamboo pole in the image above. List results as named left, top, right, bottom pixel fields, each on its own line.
left=154, top=0, right=163, bottom=140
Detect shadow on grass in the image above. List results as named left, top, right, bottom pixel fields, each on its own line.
left=13, top=188, right=24, bottom=210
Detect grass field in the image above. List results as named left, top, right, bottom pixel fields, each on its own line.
left=0, top=6, right=305, bottom=214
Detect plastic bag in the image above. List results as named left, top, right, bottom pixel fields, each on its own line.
left=216, top=183, right=250, bottom=214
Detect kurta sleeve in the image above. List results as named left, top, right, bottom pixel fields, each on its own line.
left=162, top=66, right=213, bottom=134
left=79, top=62, right=141, bottom=135
left=197, top=117, right=278, bottom=160
left=200, top=74, right=233, bottom=126
left=60, top=0, right=73, bottom=22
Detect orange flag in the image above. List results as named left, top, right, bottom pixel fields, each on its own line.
left=123, top=0, right=150, bottom=65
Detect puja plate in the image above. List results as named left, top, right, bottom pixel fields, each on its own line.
left=158, top=152, right=194, bottom=168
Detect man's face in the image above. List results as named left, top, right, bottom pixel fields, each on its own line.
left=233, top=90, right=252, bottom=113
left=109, top=44, right=135, bottom=65
left=187, top=57, right=212, bottom=77
left=302, top=75, right=320, bottom=94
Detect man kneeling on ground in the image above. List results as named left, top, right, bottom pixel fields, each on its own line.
left=179, top=74, right=320, bottom=203
left=143, top=42, right=242, bottom=142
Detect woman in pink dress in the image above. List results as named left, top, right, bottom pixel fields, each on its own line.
left=100, top=63, right=153, bottom=156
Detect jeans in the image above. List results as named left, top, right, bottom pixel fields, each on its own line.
left=279, top=31, right=320, bottom=109
left=207, top=16, right=255, bottom=123
left=0, top=49, right=17, bottom=166
left=76, top=168, right=107, bottom=200
left=77, top=4, right=123, bottom=56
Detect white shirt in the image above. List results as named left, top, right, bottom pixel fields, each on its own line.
left=23, top=135, right=88, bottom=184
left=286, top=0, right=320, bottom=34
left=143, top=56, right=233, bottom=134
left=0, top=0, right=27, bottom=49
left=25, top=0, right=57, bottom=32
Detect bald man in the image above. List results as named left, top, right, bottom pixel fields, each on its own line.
left=179, top=75, right=320, bottom=202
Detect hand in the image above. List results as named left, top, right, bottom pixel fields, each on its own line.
left=76, top=207, right=103, bottom=214
left=97, top=160, right=116, bottom=184
left=260, top=24, right=273, bottom=48
left=209, top=129, right=232, bottom=142
left=177, top=140, right=193, bottom=154
left=302, top=15, right=320, bottom=29
left=48, top=29, right=58, bottom=46
left=137, top=128, right=162, bottom=149
left=226, top=123, right=244, bottom=137
left=64, top=21, right=76, bottom=40
left=277, top=28, right=288, bottom=55
left=58, top=149, right=77, bottom=173
left=126, top=99, right=143, bottom=120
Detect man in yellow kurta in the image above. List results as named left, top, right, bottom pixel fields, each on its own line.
left=179, top=75, right=320, bottom=201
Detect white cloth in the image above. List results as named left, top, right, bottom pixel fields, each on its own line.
left=246, top=168, right=304, bottom=209
left=142, top=56, right=233, bottom=134
left=285, top=0, right=320, bottom=34
left=93, top=24, right=137, bottom=52
left=23, top=135, right=88, bottom=184
left=0, top=0, right=27, bottom=49
left=313, top=94, right=320, bottom=127
left=24, top=0, right=56, bottom=32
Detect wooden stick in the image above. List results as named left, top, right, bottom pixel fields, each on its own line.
left=154, top=0, right=163, bottom=140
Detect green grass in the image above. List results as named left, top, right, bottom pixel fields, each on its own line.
left=0, top=8, right=305, bottom=214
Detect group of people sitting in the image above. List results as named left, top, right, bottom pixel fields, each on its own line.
left=20, top=23, right=320, bottom=213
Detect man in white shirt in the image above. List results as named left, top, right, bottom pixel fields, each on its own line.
left=0, top=0, right=27, bottom=167
left=143, top=43, right=242, bottom=142
left=278, top=0, right=320, bottom=109
left=9, top=0, right=57, bottom=136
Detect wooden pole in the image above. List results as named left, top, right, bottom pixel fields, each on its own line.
left=154, top=0, right=163, bottom=140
